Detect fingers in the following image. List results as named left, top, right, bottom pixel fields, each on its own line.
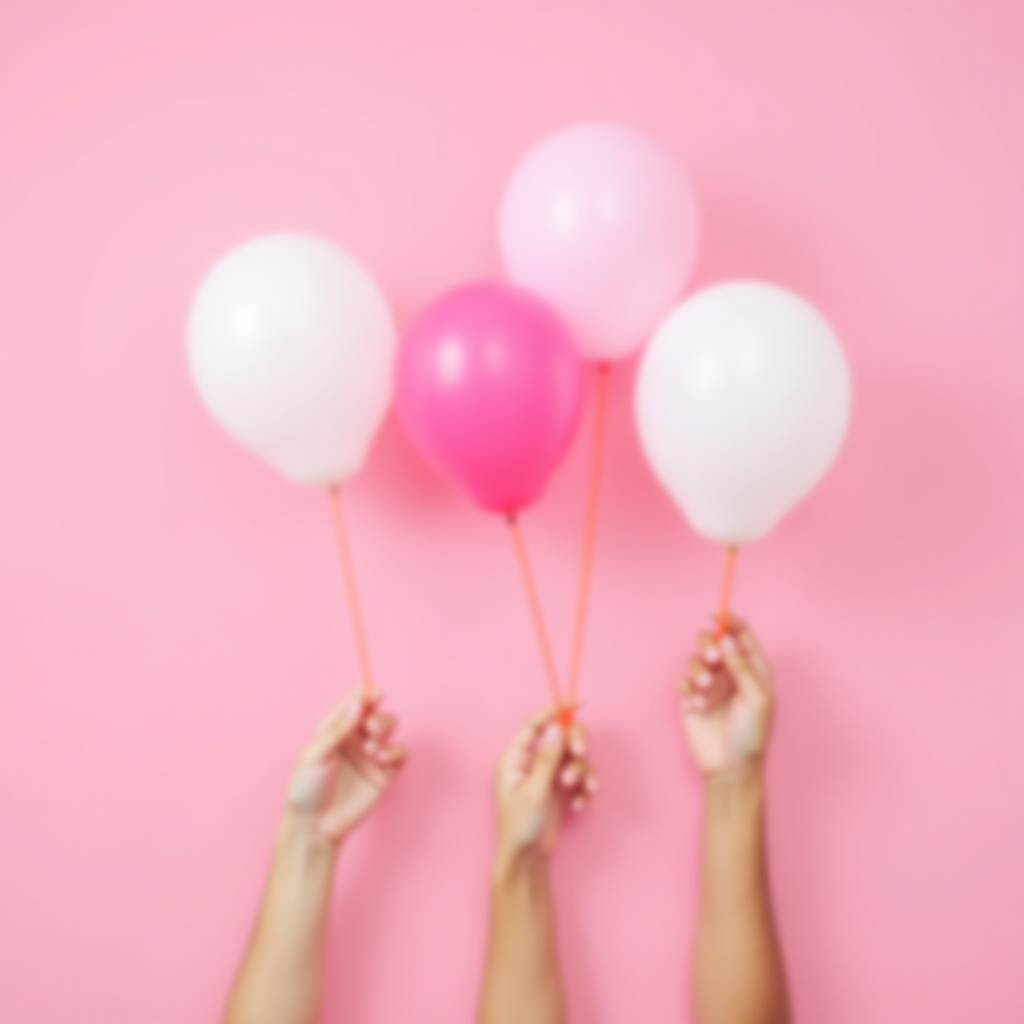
left=725, top=612, right=753, bottom=636
left=362, top=710, right=396, bottom=740
left=306, top=691, right=407, bottom=777
left=561, top=719, right=597, bottom=809
left=356, top=711, right=397, bottom=760
left=698, top=630, right=726, bottom=668
left=558, top=758, right=585, bottom=790
left=502, top=705, right=582, bottom=761
left=374, top=744, right=407, bottom=769
left=721, top=614, right=769, bottom=672
left=523, top=722, right=565, bottom=802
left=504, top=708, right=555, bottom=762
left=696, top=632, right=734, bottom=704
left=679, top=653, right=733, bottom=715
left=715, top=613, right=770, bottom=705
left=498, top=707, right=556, bottom=787
left=351, top=702, right=411, bottom=775
left=498, top=708, right=597, bottom=818
left=721, top=632, right=770, bottom=707
left=537, top=727, right=598, bottom=814
left=580, top=765, right=599, bottom=805
left=558, top=757, right=597, bottom=813
left=356, top=742, right=408, bottom=789
left=681, top=618, right=772, bottom=713
left=567, top=719, right=588, bottom=759
left=303, top=691, right=366, bottom=763
left=729, top=618, right=773, bottom=688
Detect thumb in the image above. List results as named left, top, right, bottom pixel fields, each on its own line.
left=304, top=692, right=366, bottom=763
left=721, top=634, right=767, bottom=707
left=525, top=723, right=565, bottom=801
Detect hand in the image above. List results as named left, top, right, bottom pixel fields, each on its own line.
left=284, top=690, right=407, bottom=847
left=493, top=709, right=597, bottom=873
left=678, top=615, right=774, bottom=778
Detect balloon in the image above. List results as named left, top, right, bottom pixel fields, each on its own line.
left=500, top=122, right=699, bottom=363
left=635, top=282, right=852, bottom=545
left=396, top=281, right=585, bottom=514
left=188, top=233, right=395, bottom=486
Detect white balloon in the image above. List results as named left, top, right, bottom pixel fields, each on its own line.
left=636, top=282, right=852, bottom=545
left=188, top=234, right=396, bottom=486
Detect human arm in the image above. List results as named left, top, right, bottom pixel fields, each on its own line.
left=477, top=710, right=597, bottom=1024
left=679, top=617, right=790, bottom=1024
left=223, top=690, right=407, bottom=1024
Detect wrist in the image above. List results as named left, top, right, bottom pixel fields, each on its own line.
left=704, top=760, right=763, bottom=796
left=492, top=843, right=546, bottom=887
left=277, top=810, right=343, bottom=865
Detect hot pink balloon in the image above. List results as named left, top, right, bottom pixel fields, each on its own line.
left=396, top=281, right=585, bottom=515
left=500, top=122, right=700, bottom=363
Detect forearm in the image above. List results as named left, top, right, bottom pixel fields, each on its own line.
left=223, top=816, right=339, bottom=1024
left=694, top=766, right=789, bottom=1024
left=478, top=852, right=565, bottom=1024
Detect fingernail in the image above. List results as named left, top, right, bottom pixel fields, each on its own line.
left=704, top=644, right=721, bottom=664
left=691, top=694, right=706, bottom=710
left=570, top=735, right=587, bottom=757
left=362, top=738, right=379, bottom=756
left=541, top=723, right=563, bottom=748
left=697, top=669, right=713, bottom=688
left=571, top=796, right=585, bottom=813
left=722, top=635, right=737, bottom=655
left=560, top=765, right=580, bottom=786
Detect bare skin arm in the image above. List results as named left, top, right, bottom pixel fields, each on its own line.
left=223, top=690, right=407, bottom=1024
left=679, top=616, right=791, bottom=1024
left=478, top=710, right=597, bottom=1024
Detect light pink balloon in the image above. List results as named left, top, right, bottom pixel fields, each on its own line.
left=500, top=122, right=700, bottom=363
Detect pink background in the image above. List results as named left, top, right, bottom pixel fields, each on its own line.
left=1, top=4, right=1022, bottom=1023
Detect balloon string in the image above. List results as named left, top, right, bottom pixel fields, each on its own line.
left=566, top=364, right=611, bottom=710
left=715, top=545, right=739, bottom=640
left=328, top=485, right=375, bottom=698
left=507, top=515, right=565, bottom=716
